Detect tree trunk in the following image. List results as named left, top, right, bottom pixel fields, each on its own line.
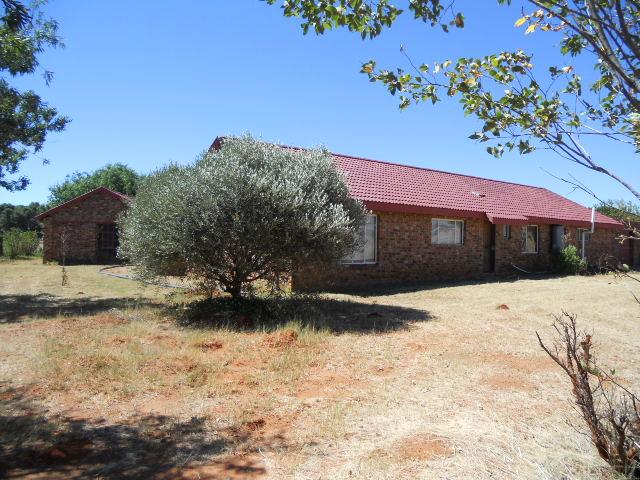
left=225, top=272, right=244, bottom=299
left=227, top=283, right=242, bottom=299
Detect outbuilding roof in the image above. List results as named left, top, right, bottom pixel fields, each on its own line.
left=35, top=187, right=132, bottom=221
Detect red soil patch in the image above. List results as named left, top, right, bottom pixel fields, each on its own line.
left=263, top=330, right=298, bottom=349
left=44, top=440, right=94, bottom=464
left=295, top=369, right=364, bottom=400
left=221, top=413, right=297, bottom=450
left=482, top=352, right=555, bottom=374
left=407, top=342, right=427, bottom=352
left=141, top=357, right=199, bottom=375
left=394, top=433, right=454, bottom=462
left=483, top=373, right=535, bottom=392
left=162, top=454, right=266, bottom=479
left=196, top=339, right=223, bottom=351
left=146, top=333, right=183, bottom=348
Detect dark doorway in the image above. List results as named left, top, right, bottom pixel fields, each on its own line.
left=483, top=222, right=496, bottom=273
left=96, top=223, right=119, bottom=264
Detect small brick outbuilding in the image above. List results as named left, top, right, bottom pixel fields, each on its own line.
left=35, top=187, right=131, bottom=264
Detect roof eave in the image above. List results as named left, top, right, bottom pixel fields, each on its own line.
left=34, top=187, right=131, bottom=222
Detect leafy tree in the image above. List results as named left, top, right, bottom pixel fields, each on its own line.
left=1, top=0, right=69, bottom=191
left=596, top=199, right=640, bottom=223
left=119, top=135, right=365, bottom=298
left=0, top=202, right=44, bottom=233
left=48, top=163, right=141, bottom=206
left=266, top=0, right=640, bottom=201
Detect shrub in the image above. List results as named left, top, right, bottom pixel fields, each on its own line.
left=2, top=229, right=39, bottom=258
left=120, top=135, right=366, bottom=298
left=553, top=245, right=586, bottom=274
left=538, top=312, right=640, bottom=478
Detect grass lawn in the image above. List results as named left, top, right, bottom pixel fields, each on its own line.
left=0, top=259, right=639, bottom=479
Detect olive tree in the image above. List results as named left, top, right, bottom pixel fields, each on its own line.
left=119, top=135, right=365, bottom=298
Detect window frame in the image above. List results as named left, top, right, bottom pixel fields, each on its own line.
left=431, top=218, right=465, bottom=245
left=503, top=224, right=510, bottom=239
left=522, top=225, right=539, bottom=254
left=577, top=228, right=591, bottom=243
left=341, top=214, right=378, bottom=265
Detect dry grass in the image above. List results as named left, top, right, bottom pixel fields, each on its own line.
left=0, top=258, right=639, bottom=479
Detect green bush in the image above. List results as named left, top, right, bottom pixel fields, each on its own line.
left=554, top=245, right=586, bottom=274
left=2, top=229, right=39, bottom=258
left=120, top=135, right=365, bottom=299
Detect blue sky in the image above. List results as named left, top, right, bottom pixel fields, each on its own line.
left=3, top=0, right=638, bottom=206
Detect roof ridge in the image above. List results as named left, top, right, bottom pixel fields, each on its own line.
left=212, top=136, right=547, bottom=190
left=331, top=151, right=548, bottom=191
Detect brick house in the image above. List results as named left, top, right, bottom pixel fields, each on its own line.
left=286, top=148, right=632, bottom=291
left=35, top=187, right=131, bottom=264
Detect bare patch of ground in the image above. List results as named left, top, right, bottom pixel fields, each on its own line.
left=0, top=259, right=638, bottom=479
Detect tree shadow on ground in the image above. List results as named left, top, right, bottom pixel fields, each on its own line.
left=0, top=385, right=266, bottom=479
left=326, top=273, right=561, bottom=298
left=171, top=295, right=433, bottom=334
left=0, top=294, right=164, bottom=324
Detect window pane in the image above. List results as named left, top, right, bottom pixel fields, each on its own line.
left=525, top=226, right=538, bottom=253
left=432, top=219, right=463, bottom=245
left=455, top=221, right=462, bottom=244
left=343, top=214, right=376, bottom=263
left=363, top=216, right=376, bottom=262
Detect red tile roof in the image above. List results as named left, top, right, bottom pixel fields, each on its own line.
left=35, top=187, right=132, bottom=221
left=210, top=137, right=623, bottom=229
left=333, top=152, right=622, bottom=228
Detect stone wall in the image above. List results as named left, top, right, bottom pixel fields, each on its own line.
left=41, top=191, right=128, bottom=264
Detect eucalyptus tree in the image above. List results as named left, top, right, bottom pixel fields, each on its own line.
left=266, top=0, right=640, bottom=202
left=119, top=135, right=365, bottom=298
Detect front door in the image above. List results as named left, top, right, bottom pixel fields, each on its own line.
left=96, top=223, right=119, bottom=264
left=483, top=222, right=496, bottom=273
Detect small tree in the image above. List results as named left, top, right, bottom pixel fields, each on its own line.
left=119, top=135, right=366, bottom=298
left=58, top=225, right=70, bottom=286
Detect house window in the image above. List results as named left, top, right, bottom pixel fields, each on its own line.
left=522, top=225, right=539, bottom=254
left=578, top=228, right=591, bottom=243
left=551, top=225, right=565, bottom=252
left=342, top=214, right=377, bottom=264
left=431, top=219, right=464, bottom=245
left=503, top=224, right=510, bottom=239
